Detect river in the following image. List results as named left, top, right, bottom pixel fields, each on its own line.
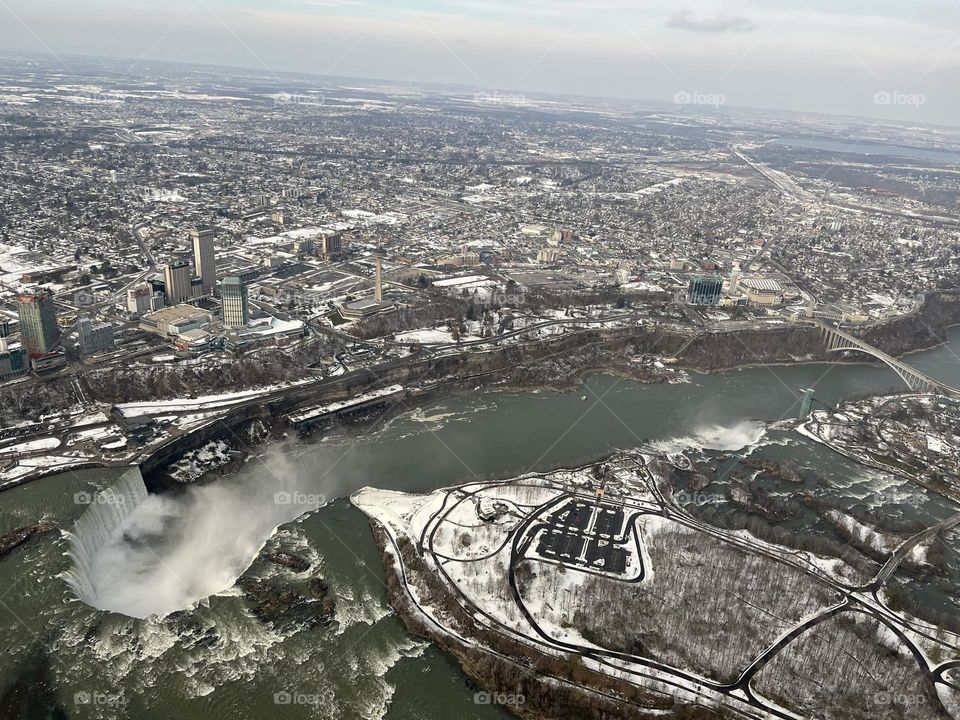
left=771, top=136, right=960, bottom=164
left=3, top=329, right=960, bottom=719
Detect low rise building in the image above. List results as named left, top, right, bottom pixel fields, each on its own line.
left=30, top=351, right=68, bottom=373
left=174, top=328, right=220, bottom=354
left=127, top=283, right=166, bottom=315
left=223, top=317, right=306, bottom=351
left=537, top=247, right=561, bottom=264
left=436, top=252, right=481, bottom=267
left=742, top=278, right=784, bottom=307
left=339, top=297, right=391, bottom=320
left=140, top=305, right=213, bottom=337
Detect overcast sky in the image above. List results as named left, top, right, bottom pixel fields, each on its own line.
left=1, top=0, right=958, bottom=125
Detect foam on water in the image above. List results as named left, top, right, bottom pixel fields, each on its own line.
left=650, top=419, right=768, bottom=455
left=345, top=633, right=428, bottom=720
left=335, top=582, right=391, bottom=635
left=379, top=401, right=501, bottom=440
left=410, top=407, right=459, bottom=424
left=52, top=599, right=295, bottom=704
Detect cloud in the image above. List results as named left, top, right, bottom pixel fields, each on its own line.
left=287, top=0, right=365, bottom=7
left=667, top=11, right=755, bottom=34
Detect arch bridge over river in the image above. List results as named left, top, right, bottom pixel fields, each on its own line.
left=814, top=320, right=960, bottom=396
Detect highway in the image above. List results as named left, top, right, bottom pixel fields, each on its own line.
left=732, top=146, right=811, bottom=203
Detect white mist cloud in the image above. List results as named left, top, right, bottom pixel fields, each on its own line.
left=68, top=443, right=339, bottom=619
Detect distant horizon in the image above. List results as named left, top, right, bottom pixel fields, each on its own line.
left=7, top=48, right=960, bottom=139
left=0, top=0, right=957, bottom=126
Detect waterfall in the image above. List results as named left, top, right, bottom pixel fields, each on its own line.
left=60, top=442, right=335, bottom=619
left=63, top=466, right=149, bottom=606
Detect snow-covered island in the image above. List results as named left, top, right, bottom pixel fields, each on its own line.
left=352, top=452, right=960, bottom=720
left=800, top=393, right=960, bottom=502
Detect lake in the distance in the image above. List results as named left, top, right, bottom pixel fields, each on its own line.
left=771, top=136, right=959, bottom=164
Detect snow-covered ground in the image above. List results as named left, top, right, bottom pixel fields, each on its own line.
left=168, top=439, right=233, bottom=483
left=395, top=329, right=461, bottom=344
left=0, top=436, right=62, bottom=454
left=287, top=384, right=404, bottom=424
left=351, top=452, right=951, bottom=720
left=115, top=380, right=313, bottom=418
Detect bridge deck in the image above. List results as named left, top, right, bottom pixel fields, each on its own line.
left=814, top=320, right=959, bottom=396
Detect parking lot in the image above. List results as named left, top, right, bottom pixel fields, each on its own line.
left=535, top=499, right=632, bottom=574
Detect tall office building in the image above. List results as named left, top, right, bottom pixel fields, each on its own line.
left=191, top=226, right=216, bottom=296
left=77, top=318, right=115, bottom=356
left=220, top=276, right=249, bottom=328
left=17, top=290, right=60, bottom=356
left=163, top=260, right=193, bottom=305
left=686, top=275, right=724, bottom=306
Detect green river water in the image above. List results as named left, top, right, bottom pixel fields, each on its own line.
left=3, top=329, right=960, bottom=719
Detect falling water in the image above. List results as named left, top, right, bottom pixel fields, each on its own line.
left=63, top=466, right=149, bottom=606
left=61, top=444, right=335, bottom=619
